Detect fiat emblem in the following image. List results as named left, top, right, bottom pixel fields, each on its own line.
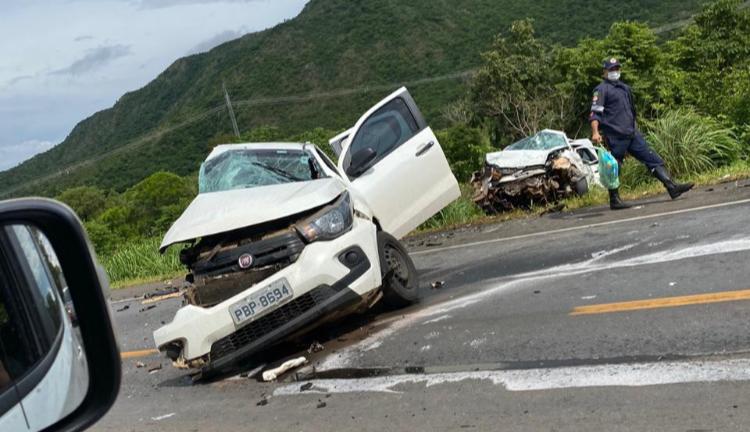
left=238, top=254, right=254, bottom=269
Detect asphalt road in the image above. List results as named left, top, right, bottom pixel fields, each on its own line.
left=96, top=181, right=750, bottom=431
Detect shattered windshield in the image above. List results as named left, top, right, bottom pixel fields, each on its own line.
left=505, top=131, right=568, bottom=151
left=198, top=148, right=325, bottom=194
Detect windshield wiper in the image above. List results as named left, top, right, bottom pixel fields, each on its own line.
left=251, top=161, right=305, bottom=182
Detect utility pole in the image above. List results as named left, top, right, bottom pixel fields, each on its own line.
left=222, top=81, right=241, bottom=139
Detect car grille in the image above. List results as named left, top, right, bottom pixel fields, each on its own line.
left=210, top=286, right=337, bottom=362
left=186, top=231, right=306, bottom=307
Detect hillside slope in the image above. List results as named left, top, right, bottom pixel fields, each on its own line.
left=0, top=0, right=703, bottom=197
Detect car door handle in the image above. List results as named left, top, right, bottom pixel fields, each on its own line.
left=415, top=141, right=435, bottom=157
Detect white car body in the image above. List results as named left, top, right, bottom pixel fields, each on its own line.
left=485, top=129, right=602, bottom=188
left=153, top=88, right=460, bottom=372
left=0, top=225, right=88, bottom=431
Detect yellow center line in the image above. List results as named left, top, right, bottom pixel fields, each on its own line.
left=121, top=349, right=160, bottom=359
left=570, top=288, right=750, bottom=316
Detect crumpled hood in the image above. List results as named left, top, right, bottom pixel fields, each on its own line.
left=486, top=148, right=565, bottom=169
left=160, top=178, right=346, bottom=252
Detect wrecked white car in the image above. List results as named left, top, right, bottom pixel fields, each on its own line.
left=153, top=88, right=460, bottom=376
left=471, top=129, right=601, bottom=213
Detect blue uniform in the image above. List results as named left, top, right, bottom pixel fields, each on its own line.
left=590, top=79, right=664, bottom=171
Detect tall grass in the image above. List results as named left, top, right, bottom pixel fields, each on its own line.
left=621, top=109, right=741, bottom=185
left=100, top=237, right=184, bottom=284
left=419, top=184, right=485, bottom=231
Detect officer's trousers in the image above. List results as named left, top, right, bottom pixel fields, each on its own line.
left=606, top=132, right=665, bottom=172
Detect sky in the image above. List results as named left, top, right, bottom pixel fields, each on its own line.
left=0, top=0, right=308, bottom=172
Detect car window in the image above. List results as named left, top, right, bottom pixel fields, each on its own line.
left=344, top=97, right=420, bottom=172
left=199, top=149, right=327, bottom=194
left=506, top=131, right=568, bottom=151
left=10, top=225, right=63, bottom=350
left=314, top=146, right=339, bottom=174
left=0, top=240, right=44, bottom=393
left=577, top=148, right=597, bottom=163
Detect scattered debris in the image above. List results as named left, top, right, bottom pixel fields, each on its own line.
left=256, top=396, right=269, bottom=407
left=143, top=286, right=179, bottom=299
left=262, top=357, right=308, bottom=382
left=431, top=280, right=445, bottom=290
left=151, top=413, right=176, bottom=421
left=581, top=295, right=597, bottom=300
left=142, top=291, right=182, bottom=305
left=669, top=282, right=677, bottom=287
left=307, top=341, right=325, bottom=354
left=135, top=361, right=146, bottom=368
left=300, top=382, right=314, bottom=392
left=116, top=305, right=130, bottom=312
left=316, top=400, right=327, bottom=409
left=533, top=290, right=541, bottom=294
left=139, top=305, right=157, bottom=313
left=147, top=362, right=162, bottom=373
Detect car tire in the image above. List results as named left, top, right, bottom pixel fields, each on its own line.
left=575, top=177, right=589, bottom=196
left=377, top=231, right=419, bottom=308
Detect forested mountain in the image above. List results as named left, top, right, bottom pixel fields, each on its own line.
left=0, top=0, right=704, bottom=197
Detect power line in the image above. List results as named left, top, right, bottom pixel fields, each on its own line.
left=0, top=70, right=475, bottom=197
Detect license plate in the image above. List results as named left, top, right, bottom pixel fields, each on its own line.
left=229, top=278, right=294, bottom=325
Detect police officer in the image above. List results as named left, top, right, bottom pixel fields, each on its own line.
left=590, top=57, right=694, bottom=210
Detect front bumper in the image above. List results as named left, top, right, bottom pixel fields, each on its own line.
left=153, top=217, right=381, bottom=363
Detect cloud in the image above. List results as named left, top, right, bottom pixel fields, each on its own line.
left=136, top=0, right=265, bottom=9
left=51, top=44, right=132, bottom=76
left=74, top=35, right=94, bottom=42
left=186, top=29, right=244, bottom=54
left=0, top=139, right=56, bottom=171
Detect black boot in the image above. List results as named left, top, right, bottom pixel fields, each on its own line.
left=652, top=166, right=694, bottom=199
left=609, top=188, right=631, bottom=210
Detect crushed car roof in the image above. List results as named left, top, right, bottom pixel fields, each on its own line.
left=206, top=142, right=311, bottom=162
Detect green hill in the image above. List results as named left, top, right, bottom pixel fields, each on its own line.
left=0, top=0, right=704, bottom=198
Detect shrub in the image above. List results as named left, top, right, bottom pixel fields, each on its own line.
left=620, top=109, right=741, bottom=185
left=436, top=125, right=493, bottom=182
left=100, top=237, right=184, bottom=283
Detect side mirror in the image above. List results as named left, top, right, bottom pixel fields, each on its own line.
left=0, top=199, right=120, bottom=432
left=346, top=147, right=377, bottom=177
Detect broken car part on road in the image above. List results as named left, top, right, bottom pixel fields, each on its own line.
left=153, top=88, right=460, bottom=378
left=472, top=130, right=601, bottom=213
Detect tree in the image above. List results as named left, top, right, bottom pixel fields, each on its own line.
left=436, top=125, right=492, bottom=182
left=56, top=186, right=107, bottom=221
left=470, top=20, right=575, bottom=145
left=123, top=172, right=195, bottom=237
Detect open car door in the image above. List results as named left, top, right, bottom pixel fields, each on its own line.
left=338, top=87, right=460, bottom=239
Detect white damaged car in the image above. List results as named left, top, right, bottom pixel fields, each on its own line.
left=153, top=88, right=460, bottom=376
left=472, top=129, right=601, bottom=212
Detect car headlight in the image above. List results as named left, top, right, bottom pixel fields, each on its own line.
left=296, top=192, right=354, bottom=242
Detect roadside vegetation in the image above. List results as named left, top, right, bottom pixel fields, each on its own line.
left=52, top=0, right=750, bottom=287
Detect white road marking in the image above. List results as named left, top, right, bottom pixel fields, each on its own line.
left=422, top=315, right=452, bottom=325
left=274, top=358, right=750, bottom=396
left=411, top=198, right=750, bottom=256
left=581, top=295, right=597, bottom=300
left=151, top=413, right=176, bottom=421
left=318, top=236, right=750, bottom=371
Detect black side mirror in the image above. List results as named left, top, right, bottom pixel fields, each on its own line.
left=0, top=199, right=120, bottom=432
left=346, top=147, right=377, bottom=177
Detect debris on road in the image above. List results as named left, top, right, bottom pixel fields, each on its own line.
left=151, top=413, right=176, bottom=421
left=116, top=304, right=130, bottom=312
left=316, top=400, right=327, bottom=409
left=142, top=291, right=182, bottom=305
left=135, top=361, right=146, bottom=368
left=307, top=341, right=325, bottom=354
left=139, top=305, right=157, bottom=313
left=300, top=382, right=314, bottom=392
left=147, top=362, right=163, bottom=373
left=262, top=357, right=308, bottom=382
left=256, top=396, right=269, bottom=406
left=431, top=280, right=445, bottom=290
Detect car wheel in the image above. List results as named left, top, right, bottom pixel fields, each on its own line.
left=377, top=231, right=419, bottom=308
left=575, top=177, right=589, bottom=196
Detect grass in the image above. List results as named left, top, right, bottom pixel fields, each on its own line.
left=100, top=237, right=185, bottom=288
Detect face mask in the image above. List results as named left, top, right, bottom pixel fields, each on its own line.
left=608, top=71, right=621, bottom=81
